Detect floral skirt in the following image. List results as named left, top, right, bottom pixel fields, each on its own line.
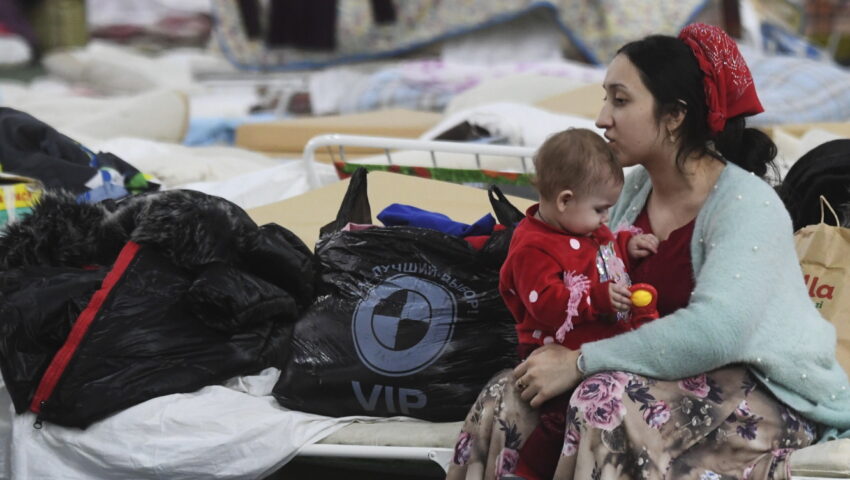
left=446, top=366, right=818, bottom=480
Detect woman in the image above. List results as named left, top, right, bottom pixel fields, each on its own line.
left=447, top=23, right=850, bottom=480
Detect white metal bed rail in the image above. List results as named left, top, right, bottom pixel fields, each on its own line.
left=302, top=133, right=537, bottom=189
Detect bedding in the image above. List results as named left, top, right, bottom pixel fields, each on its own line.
left=308, top=59, right=604, bottom=115
left=212, top=0, right=706, bottom=70
left=178, top=160, right=338, bottom=210
left=87, top=137, right=280, bottom=188
left=745, top=47, right=850, bottom=126
left=0, top=368, right=357, bottom=479
left=422, top=102, right=602, bottom=146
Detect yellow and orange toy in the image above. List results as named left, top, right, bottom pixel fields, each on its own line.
left=629, top=283, right=660, bottom=325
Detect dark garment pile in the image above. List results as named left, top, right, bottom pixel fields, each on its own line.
left=0, top=189, right=315, bottom=428
left=0, top=107, right=158, bottom=203
left=237, top=0, right=396, bottom=50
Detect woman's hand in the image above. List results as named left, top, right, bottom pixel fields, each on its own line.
left=512, top=344, right=583, bottom=408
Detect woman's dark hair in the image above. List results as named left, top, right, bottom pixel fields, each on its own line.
left=617, top=35, right=777, bottom=179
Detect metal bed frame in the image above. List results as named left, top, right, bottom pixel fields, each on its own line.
left=302, top=133, right=537, bottom=189
left=294, top=134, right=849, bottom=479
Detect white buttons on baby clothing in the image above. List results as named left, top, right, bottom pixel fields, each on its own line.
left=529, top=290, right=539, bottom=303
left=570, top=239, right=581, bottom=250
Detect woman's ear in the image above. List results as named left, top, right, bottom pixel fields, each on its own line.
left=556, top=189, right=574, bottom=212
left=664, top=102, right=687, bottom=138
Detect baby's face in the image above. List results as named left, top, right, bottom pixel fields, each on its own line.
left=550, top=180, right=622, bottom=235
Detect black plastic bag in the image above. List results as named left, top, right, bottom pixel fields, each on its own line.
left=274, top=169, right=519, bottom=421
left=778, top=139, right=850, bottom=231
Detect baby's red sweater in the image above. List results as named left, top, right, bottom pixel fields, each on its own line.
left=500, top=204, right=638, bottom=352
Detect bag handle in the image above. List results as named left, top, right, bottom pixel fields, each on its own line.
left=320, top=168, right=372, bottom=237
left=819, top=195, right=840, bottom=226
left=488, top=185, right=524, bottom=226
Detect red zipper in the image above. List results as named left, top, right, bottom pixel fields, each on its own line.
left=30, top=241, right=141, bottom=415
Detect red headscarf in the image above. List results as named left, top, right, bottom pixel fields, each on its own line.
left=678, top=23, right=763, bottom=134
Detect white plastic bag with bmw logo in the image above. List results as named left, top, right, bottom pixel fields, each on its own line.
left=273, top=169, right=520, bottom=421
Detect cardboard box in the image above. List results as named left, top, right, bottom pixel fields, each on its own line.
left=246, top=171, right=535, bottom=249
left=235, top=109, right=443, bottom=159
left=534, top=83, right=603, bottom=120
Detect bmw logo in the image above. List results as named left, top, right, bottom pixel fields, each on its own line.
left=352, top=274, right=457, bottom=376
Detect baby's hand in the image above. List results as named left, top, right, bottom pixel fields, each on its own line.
left=628, top=233, right=659, bottom=259
left=609, top=283, right=632, bottom=312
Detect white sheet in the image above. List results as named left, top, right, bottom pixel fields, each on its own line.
left=1, top=368, right=356, bottom=479
left=177, top=160, right=339, bottom=210
left=42, top=41, right=199, bottom=96
left=1, top=88, right=189, bottom=144
left=85, top=137, right=281, bottom=189
left=421, top=102, right=604, bottom=147
left=771, top=127, right=846, bottom=179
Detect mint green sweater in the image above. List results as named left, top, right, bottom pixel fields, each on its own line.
left=583, top=162, right=850, bottom=434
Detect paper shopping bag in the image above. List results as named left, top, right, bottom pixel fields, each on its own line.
left=794, top=196, right=850, bottom=372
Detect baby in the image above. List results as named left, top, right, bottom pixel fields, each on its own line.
left=500, top=128, right=660, bottom=478
left=500, top=128, right=659, bottom=358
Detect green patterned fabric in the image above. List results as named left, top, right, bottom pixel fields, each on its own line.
left=333, top=161, right=532, bottom=186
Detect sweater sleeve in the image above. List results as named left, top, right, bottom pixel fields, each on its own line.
left=582, top=179, right=790, bottom=379
left=508, top=246, right=614, bottom=334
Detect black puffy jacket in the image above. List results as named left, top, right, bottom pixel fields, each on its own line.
left=0, top=190, right=314, bottom=428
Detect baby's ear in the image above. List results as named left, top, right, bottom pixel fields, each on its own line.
left=556, top=189, right=574, bottom=211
